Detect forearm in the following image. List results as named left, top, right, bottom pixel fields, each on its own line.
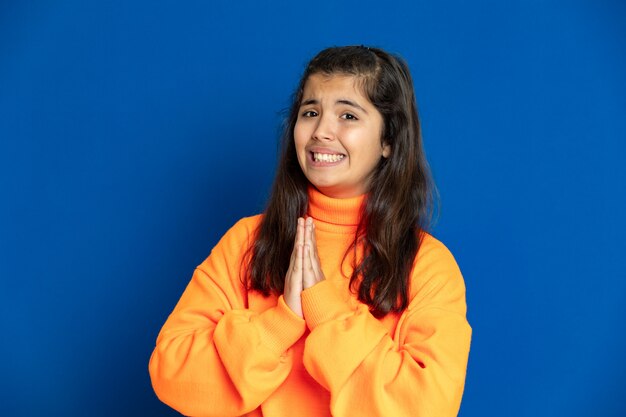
left=301, top=280, right=471, bottom=417
left=150, top=276, right=306, bottom=416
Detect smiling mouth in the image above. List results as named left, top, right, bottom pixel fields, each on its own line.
left=311, top=152, right=346, bottom=163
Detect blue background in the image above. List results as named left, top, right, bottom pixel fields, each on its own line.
left=1, top=1, right=625, bottom=416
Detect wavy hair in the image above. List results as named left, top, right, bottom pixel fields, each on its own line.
left=246, top=45, right=436, bottom=317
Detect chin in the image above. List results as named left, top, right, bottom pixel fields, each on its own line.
left=310, top=183, right=337, bottom=196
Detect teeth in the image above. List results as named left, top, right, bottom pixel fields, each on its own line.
left=313, top=152, right=345, bottom=162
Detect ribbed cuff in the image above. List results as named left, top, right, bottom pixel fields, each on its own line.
left=301, top=280, right=353, bottom=330
left=256, top=296, right=306, bottom=355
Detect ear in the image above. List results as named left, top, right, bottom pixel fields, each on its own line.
left=382, top=142, right=391, bottom=158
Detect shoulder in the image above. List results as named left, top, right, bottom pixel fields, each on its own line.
left=223, top=214, right=264, bottom=241
left=213, top=214, right=263, bottom=251
left=415, top=232, right=460, bottom=271
left=407, top=232, right=467, bottom=313
left=197, top=214, right=264, bottom=270
left=187, top=215, right=263, bottom=306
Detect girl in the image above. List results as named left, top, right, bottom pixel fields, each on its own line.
left=149, top=46, right=471, bottom=417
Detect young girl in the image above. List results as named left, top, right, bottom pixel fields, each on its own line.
left=149, top=46, right=471, bottom=417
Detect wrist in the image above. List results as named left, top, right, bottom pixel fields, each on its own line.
left=302, top=280, right=353, bottom=330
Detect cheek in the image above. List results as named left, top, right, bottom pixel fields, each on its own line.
left=293, top=123, right=306, bottom=151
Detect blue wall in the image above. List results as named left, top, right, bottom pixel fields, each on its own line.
left=1, top=1, right=624, bottom=416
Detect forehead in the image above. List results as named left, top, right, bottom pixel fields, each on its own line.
left=301, top=73, right=368, bottom=100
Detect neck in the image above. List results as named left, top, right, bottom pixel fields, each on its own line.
left=307, top=186, right=365, bottom=233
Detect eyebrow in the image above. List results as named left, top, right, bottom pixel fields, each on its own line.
left=299, top=98, right=368, bottom=114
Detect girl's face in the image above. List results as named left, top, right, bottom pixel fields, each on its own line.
left=294, top=73, right=390, bottom=199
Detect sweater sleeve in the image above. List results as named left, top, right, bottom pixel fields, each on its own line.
left=149, top=217, right=306, bottom=417
left=300, top=237, right=471, bottom=417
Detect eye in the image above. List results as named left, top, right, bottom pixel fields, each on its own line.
left=340, top=113, right=358, bottom=120
left=301, top=110, right=318, bottom=117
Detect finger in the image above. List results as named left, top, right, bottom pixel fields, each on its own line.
left=301, top=220, right=312, bottom=288
left=284, top=242, right=304, bottom=318
left=310, top=221, right=319, bottom=257
left=288, top=240, right=297, bottom=271
left=286, top=243, right=303, bottom=291
left=306, top=243, right=319, bottom=281
left=303, top=217, right=310, bottom=246
left=296, top=217, right=305, bottom=246
left=307, top=220, right=323, bottom=278
left=304, top=221, right=314, bottom=262
left=303, top=243, right=315, bottom=288
left=294, top=242, right=303, bottom=278
left=288, top=218, right=304, bottom=271
left=286, top=219, right=305, bottom=281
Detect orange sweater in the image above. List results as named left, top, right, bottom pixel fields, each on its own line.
left=149, top=188, right=471, bottom=417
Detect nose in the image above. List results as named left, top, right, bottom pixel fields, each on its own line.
left=312, top=114, right=336, bottom=142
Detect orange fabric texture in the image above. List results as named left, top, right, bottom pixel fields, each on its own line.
left=149, top=188, right=471, bottom=417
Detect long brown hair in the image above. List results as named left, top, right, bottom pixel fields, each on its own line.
left=246, top=46, right=436, bottom=317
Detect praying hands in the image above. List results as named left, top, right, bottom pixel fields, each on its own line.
left=283, top=217, right=326, bottom=318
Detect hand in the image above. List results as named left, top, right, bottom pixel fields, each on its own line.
left=302, top=217, right=325, bottom=290
left=284, top=218, right=305, bottom=318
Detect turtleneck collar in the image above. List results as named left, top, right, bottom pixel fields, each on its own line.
left=307, top=186, right=365, bottom=232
